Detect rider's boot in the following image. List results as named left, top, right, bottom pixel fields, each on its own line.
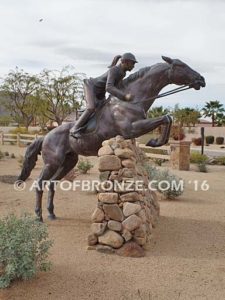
left=70, top=109, right=93, bottom=138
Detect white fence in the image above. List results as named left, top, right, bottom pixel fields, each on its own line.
left=0, top=133, right=43, bottom=146
left=138, top=143, right=170, bottom=160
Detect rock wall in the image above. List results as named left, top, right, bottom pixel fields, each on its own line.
left=88, top=136, right=160, bottom=257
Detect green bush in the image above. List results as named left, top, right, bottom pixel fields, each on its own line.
left=152, top=158, right=166, bottom=166
left=4, top=151, right=9, bottom=157
left=214, top=156, right=225, bottom=165
left=197, top=162, right=207, bottom=172
left=216, top=137, right=224, bottom=145
left=192, top=137, right=202, bottom=146
left=77, top=159, right=93, bottom=174
left=0, top=214, right=53, bottom=288
left=9, top=127, right=28, bottom=134
left=205, top=135, right=214, bottom=144
left=190, top=151, right=208, bottom=164
left=145, top=165, right=184, bottom=199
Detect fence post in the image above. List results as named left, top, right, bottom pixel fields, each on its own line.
left=17, top=133, right=20, bottom=147
left=170, top=141, right=191, bottom=170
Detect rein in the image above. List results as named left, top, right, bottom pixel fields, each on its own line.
left=131, top=85, right=192, bottom=105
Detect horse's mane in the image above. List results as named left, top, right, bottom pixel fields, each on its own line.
left=123, top=66, right=152, bottom=86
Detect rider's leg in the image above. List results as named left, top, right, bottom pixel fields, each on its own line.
left=70, top=79, right=95, bottom=135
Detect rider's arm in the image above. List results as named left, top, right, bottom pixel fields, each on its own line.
left=106, top=67, right=127, bottom=100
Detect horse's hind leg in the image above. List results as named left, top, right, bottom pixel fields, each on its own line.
left=35, top=163, right=60, bottom=222
left=47, top=153, right=78, bottom=220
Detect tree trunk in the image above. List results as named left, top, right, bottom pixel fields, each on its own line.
left=212, top=114, right=215, bottom=127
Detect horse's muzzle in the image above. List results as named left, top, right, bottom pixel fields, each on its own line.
left=190, top=76, right=206, bottom=90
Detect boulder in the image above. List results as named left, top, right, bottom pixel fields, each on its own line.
left=91, top=207, right=105, bottom=222
left=108, top=220, right=122, bottom=231
left=120, top=192, right=141, bottom=202
left=122, top=215, right=142, bottom=231
left=116, top=241, right=145, bottom=257
left=123, top=202, right=142, bottom=217
left=99, top=155, right=121, bottom=171
left=103, top=204, right=124, bottom=221
left=98, top=145, right=114, bottom=156
left=98, top=230, right=124, bottom=248
left=91, top=222, right=107, bottom=236
left=98, top=192, right=118, bottom=204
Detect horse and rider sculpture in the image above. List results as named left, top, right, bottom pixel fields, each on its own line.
left=18, top=54, right=206, bottom=221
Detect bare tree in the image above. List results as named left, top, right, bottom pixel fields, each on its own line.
left=38, top=66, right=85, bottom=125
left=0, top=68, right=40, bottom=129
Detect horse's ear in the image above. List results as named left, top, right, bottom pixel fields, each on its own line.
left=162, top=56, right=173, bottom=64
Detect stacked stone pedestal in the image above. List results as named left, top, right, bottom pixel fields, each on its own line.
left=88, top=136, right=160, bottom=257
left=170, top=141, right=191, bottom=170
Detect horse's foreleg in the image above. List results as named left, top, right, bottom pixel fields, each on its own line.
left=131, top=115, right=172, bottom=147
left=47, top=153, right=78, bottom=220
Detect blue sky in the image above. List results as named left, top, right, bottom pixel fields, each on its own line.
left=0, top=0, right=224, bottom=109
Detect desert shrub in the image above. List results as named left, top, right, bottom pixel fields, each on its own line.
left=11, top=153, right=16, bottom=159
left=214, top=156, right=225, bottom=165
left=190, top=151, right=208, bottom=164
left=152, top=158, right=166, bottom=166
left=0, top=151, right=4, bottom=160
left=216, top=137, right=224, bottom=145
left=4, top=151, right=9, bottom=157
left=205, top=135, right=214, bottom=144
left=77, top=159, right=93, bottom=174
left=170, top=125, right=185, bottom=141
left=192, top=137, right=202, bottom=146
left=197, top=162, right=208, bottom=172
left=0, top=214, right=53, bottom=288
left=9, top=127, right=28, bottom=134
left=145, top=165, right=184, bottom=199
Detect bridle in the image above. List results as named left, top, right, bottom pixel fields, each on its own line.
left=131, top=63, right=194, bottom=105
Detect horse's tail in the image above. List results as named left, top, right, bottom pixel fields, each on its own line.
left=18, top=137, right=44, bottom=182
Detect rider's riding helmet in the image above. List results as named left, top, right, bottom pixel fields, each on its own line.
left=121, top=53, right=138, bottom=63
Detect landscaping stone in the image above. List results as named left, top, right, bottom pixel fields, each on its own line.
left=98, top=193, right=118, bottom=204
left=98, top=230, right=124, bottom=248
left=103, top=204, right=124, bottom=221
left=89, top=136, right=160, bottom=257
left=122, top=215, right=142, bottom=231
left=116, top=241, right=145, bottom=257
left=99, top=155, right=121, bottom=171
left=123, top=202, right=141, bottom=217
left=91, top=207, right=105, bottom=222
left=108, top=220, right=122, bottom=231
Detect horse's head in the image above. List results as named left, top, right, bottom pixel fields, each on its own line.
left=162, top=56, right=206, bottom=90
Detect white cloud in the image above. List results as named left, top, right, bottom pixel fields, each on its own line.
left=0, top=0, right=224, bottom=107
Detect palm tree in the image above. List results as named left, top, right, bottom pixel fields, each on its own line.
left=201, top=100, right=225, bottom=127
left=147, top=106, right=170, bottom=118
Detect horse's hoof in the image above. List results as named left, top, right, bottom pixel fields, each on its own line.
left=146, top=139, right=158, bottom=147
left=48, top=214, right=56, bottom=220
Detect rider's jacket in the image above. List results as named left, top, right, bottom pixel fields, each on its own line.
left=91, top=64, right=127, bottom=100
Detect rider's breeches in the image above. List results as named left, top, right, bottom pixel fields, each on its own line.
left=71, top=79, right=96, bottom=131
left=83, top=79, right=96, bottom=113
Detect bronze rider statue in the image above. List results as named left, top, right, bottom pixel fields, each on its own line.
left=70, top=52, right=138, bottom=138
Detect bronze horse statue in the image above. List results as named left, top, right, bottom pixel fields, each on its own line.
left=18, top=56, right=205, bottom=221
